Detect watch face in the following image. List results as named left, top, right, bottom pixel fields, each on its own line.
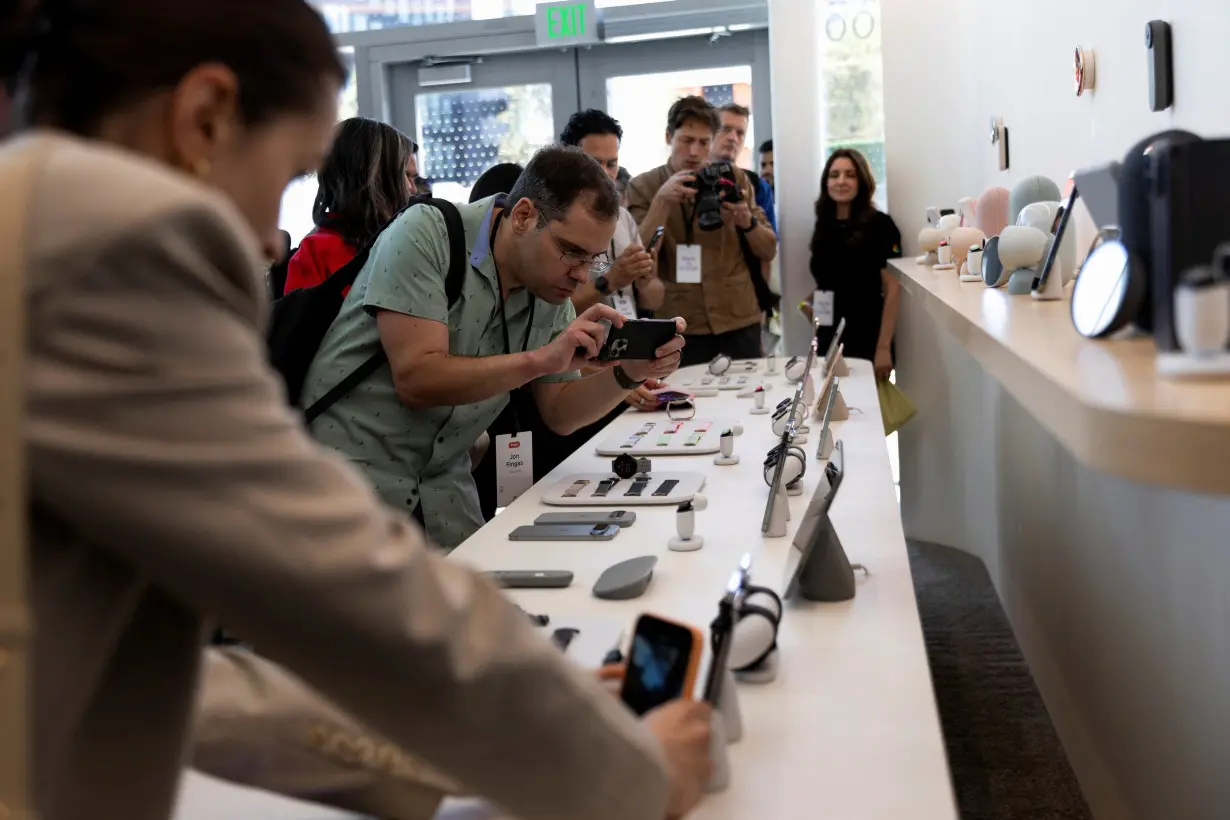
left=613, top=453, right=639, bottom=480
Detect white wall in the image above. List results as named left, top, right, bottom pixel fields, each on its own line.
left=883, top=0, right=1230, bottom=254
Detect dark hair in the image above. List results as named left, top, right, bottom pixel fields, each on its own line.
left=759, top=139, right=773, bottom=154
left=470, top=162, right=524, bottom=203
left=313, top=117, right=414, bottom=249
left=559, top=109, right=623, bottom=146
left=718, top=103, right=750, bottom=119
left=615, top=166, right=631, bottom=194
left=7, top=0, right=345, bottom=134
left=507, top=145, right=620, bottom=224
left=812, top=147, right=879, bottom=249
left=666, top=95, right=719, bottom=137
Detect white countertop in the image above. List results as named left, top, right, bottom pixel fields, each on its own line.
left=176, top=358, right=956, bottom=820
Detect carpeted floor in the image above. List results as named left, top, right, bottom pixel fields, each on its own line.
left=907, top=540, right=1093, bottom=820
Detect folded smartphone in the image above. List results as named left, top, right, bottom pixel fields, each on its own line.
left=650, top=388, right=694, bottom=404
left=597, top=319, right=678, bottom=362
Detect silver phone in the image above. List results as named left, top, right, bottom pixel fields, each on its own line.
left=508, top=524, right=620, bottom=541
left=487, top=570, right=575, bottom=589
left=535, top=510, right=636, bottom=528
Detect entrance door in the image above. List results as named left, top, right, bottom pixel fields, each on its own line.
left=387, top=50, right=579, bottom=203
left=384, top=29, right=770, bottom=200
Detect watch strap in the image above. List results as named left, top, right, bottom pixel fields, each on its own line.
left=614, top=366, right=645, bottom=390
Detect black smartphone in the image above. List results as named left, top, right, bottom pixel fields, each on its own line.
left=597, top=318, right=678, bottom=362
left=619, top=614, right=704, bottom=716
left=1033, top=186, right=1077, bottom=292
left=645, top=225, right=666, bottom=254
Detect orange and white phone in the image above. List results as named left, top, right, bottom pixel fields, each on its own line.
left=618, top=614, right=705, bottom=715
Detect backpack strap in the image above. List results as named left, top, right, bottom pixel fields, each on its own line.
left=303, top=198, right=469, bottom=424
left=0, top=138, right=48, bottom=820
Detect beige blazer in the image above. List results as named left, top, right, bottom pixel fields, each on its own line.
left=3, top=132, right=671, bottom=820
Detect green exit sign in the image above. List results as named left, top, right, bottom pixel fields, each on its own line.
left=535, top=0, right=599, bottom=47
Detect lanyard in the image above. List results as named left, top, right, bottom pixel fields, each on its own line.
left=490, top=208, right=535, bottom=432
left=682, top=202, right=696, bottom=246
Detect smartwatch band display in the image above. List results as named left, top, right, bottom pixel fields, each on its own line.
left=652, top=479, right=679, bottom=497
left=624, top=478, right=651, bottom=497
left=562, top=479, right=590, bottom=498
left=593, top=477, right=619, bottom=497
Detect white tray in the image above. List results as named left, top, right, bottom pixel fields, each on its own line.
left=541, top=472, right=707, bottom=506
left=594, top=419, right=728, bottom=456
left=679, top=373, right=759, bottom=392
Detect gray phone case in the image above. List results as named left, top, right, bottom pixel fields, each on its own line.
left=535, top=511, right=636, bottom=528
left=487, top=570, right=575, bottom=589
left=508, top=524, right=619, bottom=542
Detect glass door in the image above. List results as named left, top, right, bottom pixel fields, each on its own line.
left=576, top=30, right=771, bottom=179
left=387, top=50, right=580, bottom=203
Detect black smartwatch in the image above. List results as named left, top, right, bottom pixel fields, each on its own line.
left=594, top=275, right=611, bottom=295
left=613, top=366, right=644, bottom=390
left=738, top=216, right=759, bottom=234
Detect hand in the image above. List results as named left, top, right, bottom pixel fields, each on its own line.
left=535, top=303, right=625, bottom=375
left=626, top=378, right=667, bottom=412
left=874, top=346, right=893, bottom=381
left=721, top=200, right=753, bottom=230
left=608, top=244, right=655, bottom=291
left=618, top=318, right=687, bottom=383
left=655, top=171, right=697, bottom=206
left=644, top=700, right=713, bottom=819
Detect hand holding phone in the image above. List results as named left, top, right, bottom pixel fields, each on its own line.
left=645, top=225, right=666, bottom=254
left=619, top=614, right=704, bottom=715
left=611, top=242, right=655, bottom=290
left=597, top=318, right=680, bottom=362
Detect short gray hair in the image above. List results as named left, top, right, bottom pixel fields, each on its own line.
left=506, top=145, right=620, bottom=224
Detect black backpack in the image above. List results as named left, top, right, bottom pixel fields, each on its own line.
left=267, top=196, right=468, bottom=423
left=737, top=168, right=781, bottom=314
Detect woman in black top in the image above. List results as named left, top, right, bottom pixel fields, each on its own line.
left=808, top=148, right=902, bottom=381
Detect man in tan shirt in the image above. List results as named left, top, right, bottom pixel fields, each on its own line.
left=627, top=96, right=777, bottom=366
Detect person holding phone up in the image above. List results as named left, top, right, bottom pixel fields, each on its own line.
left=561, top=109, right=668, bottom=412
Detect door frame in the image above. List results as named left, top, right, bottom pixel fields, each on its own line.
left=346, top=0, right=769, bottom=126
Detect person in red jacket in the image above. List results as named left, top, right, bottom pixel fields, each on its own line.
left=284, top=117, right=417, bottom=294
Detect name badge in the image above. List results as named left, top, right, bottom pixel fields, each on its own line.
left=813, top=290, right=835, bottom=327
left=676, top=245, right=702, bottom=284
left=612, top=286, right=638, bottom=321
left=495, top=432, right=534, bottom=508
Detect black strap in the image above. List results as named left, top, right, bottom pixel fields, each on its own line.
left=303, top=198, right=469, bottom=423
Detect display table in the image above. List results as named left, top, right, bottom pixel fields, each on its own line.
left=175, top=357, right=957, bottom=820
left=892, top=258, right=1230, bottom=820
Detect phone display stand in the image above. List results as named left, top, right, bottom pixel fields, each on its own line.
left=1156, top=351, right=1230, bottom=379
left=817, top=428, right=835, bottom=461
left=831, top=353, right=851, bottom=378
left=737, top=382, right=772, bottom=398
left=796, top=517, right=857, bottom=602
left=818, top=380, right=850, bottom=421
left=594, top=420, right=726, bottom=456
left=749, top=391, right=770, bottom=415
left=765, top=489, right=790, bottom=538
left=706, top=668, right=742, bottom=793
left=541, top=472, right=706, bottom=506
left=713, top=432, right=740, bottom=466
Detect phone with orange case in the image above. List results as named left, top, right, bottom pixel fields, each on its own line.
left=618, top=614, right=705, bottom=716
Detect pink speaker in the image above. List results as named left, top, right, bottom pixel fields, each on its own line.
left=974, top=187, right=1011, bottom=237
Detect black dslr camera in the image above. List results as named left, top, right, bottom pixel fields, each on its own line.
left=685, top=161, right=743, bottom=231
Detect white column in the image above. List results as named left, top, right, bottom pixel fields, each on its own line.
left=768, top=0, right=828, bottom=356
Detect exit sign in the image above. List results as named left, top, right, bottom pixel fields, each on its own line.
left=535, top=0, right=599, bottom=47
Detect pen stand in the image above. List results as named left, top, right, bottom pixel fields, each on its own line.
left=749, top=390, right=769, bottom=415
left=796, top=516, right=856, bottom=602
left=713, top=431, right=740, bottom=466
left=706, top=668, right=741, bottom=793
left=765, top=488, right=790, bottom=538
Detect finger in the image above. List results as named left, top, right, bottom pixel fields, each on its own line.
left=673, top=317, right=688, bottom=334
left=582, top=302, right=624, bottom=326
left=571, top=331, right=600, bottom=359
left=654, top=336, right=686, bottom=359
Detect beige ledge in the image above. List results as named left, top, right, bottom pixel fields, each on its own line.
left=891, top=258, right=1230, bottom=496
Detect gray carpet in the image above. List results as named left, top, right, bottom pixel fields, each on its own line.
left=907, top=540, right=1092, bottom=820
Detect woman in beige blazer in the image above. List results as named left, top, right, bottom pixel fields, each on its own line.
left=0, top=3, right=712, bottom=820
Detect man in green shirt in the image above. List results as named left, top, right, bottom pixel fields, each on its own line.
left=304, top=146, right=685, bottom=549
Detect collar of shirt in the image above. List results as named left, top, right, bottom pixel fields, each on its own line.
left=467, top=195, right=533, bottom=321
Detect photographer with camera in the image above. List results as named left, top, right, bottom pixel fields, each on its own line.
left=628, top=96, right=776, bottom=366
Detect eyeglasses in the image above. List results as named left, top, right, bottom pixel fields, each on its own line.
left=542, top=219, right=612, bottom=275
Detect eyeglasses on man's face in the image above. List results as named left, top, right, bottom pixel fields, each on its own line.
left=541, top=218, right=612, bottom=275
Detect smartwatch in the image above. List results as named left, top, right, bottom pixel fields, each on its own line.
left=594, top=274, right=611, bottom=295
left=613, top=453, right=639, bottom=480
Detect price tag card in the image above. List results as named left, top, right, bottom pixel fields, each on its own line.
left=495, top=432, right=534, bottom=508
left=813, top=290, right=835, bottom=327
left=676, top=245, right=703, bottom=284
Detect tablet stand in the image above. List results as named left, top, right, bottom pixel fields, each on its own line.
left=765, top=488, right=790, bottom=538
left=796, top=515, right=856, bottom=602
left=734, top=648, right=780, bottom=685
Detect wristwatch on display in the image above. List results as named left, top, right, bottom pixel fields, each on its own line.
left=594, top=275, right=611, bottom=295
left=593, top=477, right=620, bottom=498
left=612, top=454, right=651, bottom=480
